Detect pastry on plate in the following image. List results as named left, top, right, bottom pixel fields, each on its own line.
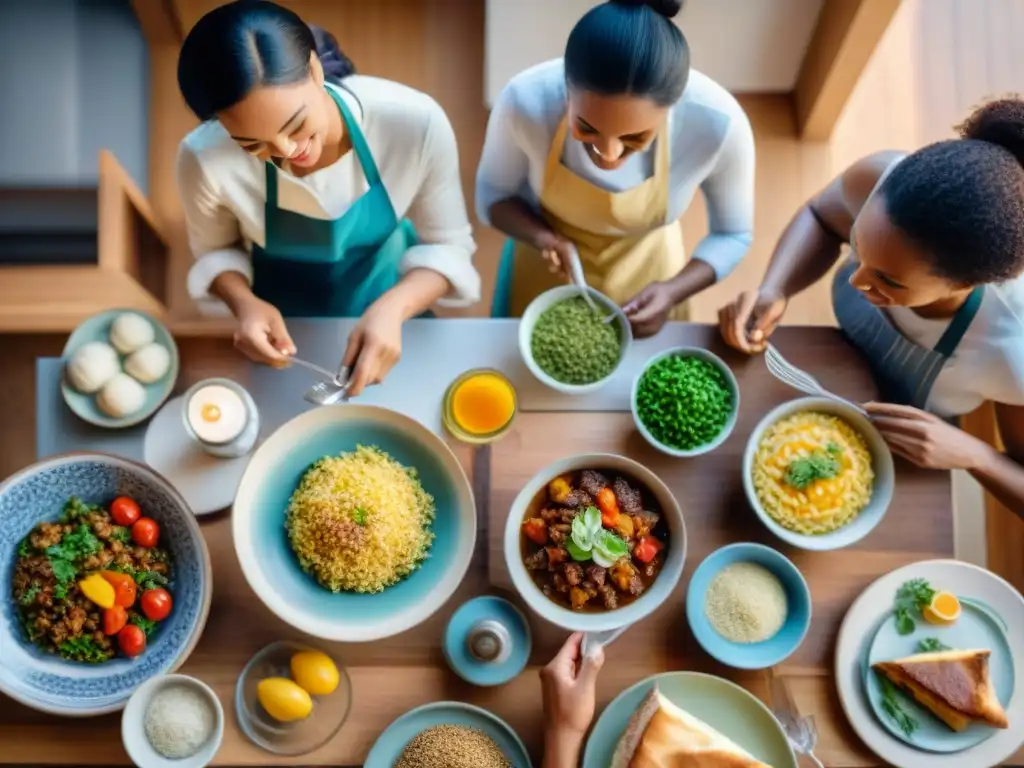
left=873, top=648, right=1009, bottom=731
left=611, top=685, right=772, bottom=767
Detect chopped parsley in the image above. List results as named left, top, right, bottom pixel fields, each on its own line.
left=918, top=637, right=951, bottom=653
left=57, top=635, right=113, bottom=664
left=135, top=569, right=168, bottom=591
left=54, top=582, right=69, bottom=601
left=49, top=557, right=77, bottom=584
left=46, top=525, right=101, bottom=562
left=17, top=538, right=34, bottom=558
left=352, top=507, right=368, bottom=526
left=894, top=578, right=936, bottom=636
left=877, top=672, right=918, bottom=737
left=783, top=447, right=842, bottom=490
left=18, top=584, right=40, bottom=606
left=111, top=526, right=132, bottom=543
left=60, top=497, right=100, bottom=523
left=130, top=615, right=158, bottom=636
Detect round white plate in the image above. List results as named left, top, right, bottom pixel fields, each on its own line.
left=144, top=397, right=257, bottom=516
left=836, top=559, right=1024, bottom=768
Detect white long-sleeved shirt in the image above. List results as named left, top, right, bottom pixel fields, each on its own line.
left=476, top=59, right=755, bottom=280
left=177, top=77, right=480, bottom=313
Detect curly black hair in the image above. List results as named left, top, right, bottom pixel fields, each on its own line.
left=879, top=98, right=1024, bottom=285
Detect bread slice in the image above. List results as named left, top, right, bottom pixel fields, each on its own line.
left=873, top=648, right=1009, bottom=731
left=611, top=686, right=772, bottom=768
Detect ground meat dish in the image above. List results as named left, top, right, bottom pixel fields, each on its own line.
left=520, top=469, right=670, bottom=612
left=11, top=497, right=172, bottom=663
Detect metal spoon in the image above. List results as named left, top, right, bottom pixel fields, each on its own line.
left=565, top=244, right=617, bottom=325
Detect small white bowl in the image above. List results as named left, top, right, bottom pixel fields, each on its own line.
left=631, top=347, right=740, bottom=458
left=519, top=285, right=632, bottom=395
left=742, top=396, right=895, bottom=551
left=504, top=453, right=687, bottom=633
left=122, top=674, right=224, bottom=768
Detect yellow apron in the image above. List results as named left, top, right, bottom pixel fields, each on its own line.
left=506, top=115, right=688, bottom=319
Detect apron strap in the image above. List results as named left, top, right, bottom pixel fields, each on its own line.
left=933, top=286, right=984, bottom=357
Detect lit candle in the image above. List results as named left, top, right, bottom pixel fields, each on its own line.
left=186, top=383, right=248, bottom=444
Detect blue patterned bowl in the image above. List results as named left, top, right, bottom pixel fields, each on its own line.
left=0, top=454, right=212, bottom=716
left=232, top=404, right=476, bottom=642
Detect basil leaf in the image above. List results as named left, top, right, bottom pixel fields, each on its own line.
left=571, top=515, right=595, bottom=550
left=583, top=506, right=602, bottom=535
left=566, top=539, right=591, bottom=562
left=594, top=529, right=628, bottom=562
left=592, top=547, right=618, bottom=568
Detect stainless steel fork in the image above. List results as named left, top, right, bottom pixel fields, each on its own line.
left=770, top=673, right=826, bottom=768
left=765, top=344, right=867, bottom=415
left=300, top=363, right=351, bottom=406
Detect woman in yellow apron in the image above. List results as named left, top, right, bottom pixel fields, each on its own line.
left=176, top=1, right=479, bottom=395
left=478, top=0, right=754, bottom=336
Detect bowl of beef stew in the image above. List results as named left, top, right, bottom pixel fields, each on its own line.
left=504, top=454, right=686, bottom=632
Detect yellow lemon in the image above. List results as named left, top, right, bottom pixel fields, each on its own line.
left=256, top=677, right=313, bottom=722
left=290, top=650, right=340, bottom=696
left=923, top=591, right=961, bottom=626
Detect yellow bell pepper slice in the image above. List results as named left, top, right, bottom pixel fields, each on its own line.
left=78, top=573, right=115, bottom=609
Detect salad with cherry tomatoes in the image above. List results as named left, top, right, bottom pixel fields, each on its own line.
left=11, top=496, right=175, bottom=663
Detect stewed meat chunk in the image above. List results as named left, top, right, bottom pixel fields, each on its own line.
left=579, top=470, right=609, bottom=497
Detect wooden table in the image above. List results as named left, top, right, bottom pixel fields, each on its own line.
left=1, top=324, right=958, bottom=767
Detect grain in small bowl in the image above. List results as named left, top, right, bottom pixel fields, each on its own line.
left=519, top=286, right=632, bottom=395
left=631, top=347, right=739, bottom=458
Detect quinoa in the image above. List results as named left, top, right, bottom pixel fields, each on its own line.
left=395, top=725, right=511, bottom=768
left=285, top=445, right=435, bottom=593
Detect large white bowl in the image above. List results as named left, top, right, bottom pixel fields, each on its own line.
left=519, top=285, right=632, bottom=395
left=742, top=397, right=895, bottom=551
left=504, top=453, right=686, bottom=633
left=232, top=404, right=476, bottom=641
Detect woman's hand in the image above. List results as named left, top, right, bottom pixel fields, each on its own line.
left=536, top=231, right=574, bottom=278
left=541, top=633, right=604, bottom=749
left=342, top=297, right=405, bottom=397
left=233, top=296, right=296, bottom=365
left=719, top=287, right=788, bottom=354
left=865, top=402, right=990, bottom=470
left=622, top=281, right=677, bottom=338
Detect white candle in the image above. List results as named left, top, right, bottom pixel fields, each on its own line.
left=186, top=384, right=248, bottom=444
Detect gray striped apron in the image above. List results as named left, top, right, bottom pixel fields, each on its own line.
left=831, top=258, right=984, bottom=409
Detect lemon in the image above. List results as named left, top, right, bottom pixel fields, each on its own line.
left=923, top=591, right=961, bottom=626
left=257, top=677, right=313, bottom=722
left=290, top=650, right=340, bottom=696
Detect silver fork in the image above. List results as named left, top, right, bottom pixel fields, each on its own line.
left=770, top=674, right=826, bottom=768
left=302, top=364, right=351, bottom=406
left=765, top=344, right=867, bottom=415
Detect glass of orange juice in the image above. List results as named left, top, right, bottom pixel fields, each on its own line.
left=442, top=369, right=517, bottom=445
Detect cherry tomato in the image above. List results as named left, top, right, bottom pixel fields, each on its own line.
left=103, top=605, right=128, bottom=636
left=117, top=624, right=146, bottom=658
left=109, top=496, right=141, bottom=527
left=100, top=570, right=137, bottom=608
left=140, top=588, right=173, bottom=622
left=522, top=517, right=548, bottom=546
left=131, top=518, right=160, bottom=548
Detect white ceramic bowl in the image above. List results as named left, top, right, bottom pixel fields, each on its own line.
left=631, top=347, right=740, bottom=458
left=122, top=674, right=224, bottom=768
left=519, top=285, right=632, bottom=395
left=504, top=453, right=686, bottom=633
left=742, top=397, right=895, bottom=551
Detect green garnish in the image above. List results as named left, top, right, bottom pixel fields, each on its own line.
left=566, top=506, right=628, bottom=566
left=45, top=525, right=101, bottom=563
left=17, top=538, right=34, bottom=558
left=57, top=636, right=113, bottom=664
left=135, top=569, right=168, bottom=591
left=353, top=507, right=368, bottom=526
left=54, top=583, right=69, bottom=600
left=530, top=297, right=621, bottom=385
left=130, top=615, right=158, bottom=636
left=877, top=672, right=918, bottom=737
left=635, top=355, right=734, bottom=451
left=49, top=558, right=77, bottom=584
left=111, top=526, right=133, bottom=543
left=18, top=584, right=40, bottom=606
left=60, top=497, right=100, bottom=523
left=894, top=578, right=936, bottom=636
left=918, top=637, right=950, bottom=653
left=784, top=449, right=842, bottom=490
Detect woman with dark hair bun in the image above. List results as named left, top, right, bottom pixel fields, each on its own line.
left=720, top=98, right=1024, bottom=516
left=478, top=0, right=755, bottom=336
left=177, top=1, right=479, bottom=396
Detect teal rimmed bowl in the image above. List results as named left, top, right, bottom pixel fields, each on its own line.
left=232, top=405, right=476, bottom=642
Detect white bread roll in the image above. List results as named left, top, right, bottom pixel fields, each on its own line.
left=66, top=341, right=119, bottom=394
left=124, top=343, right=171, bottom=384
left=109, top=312, right=154, bottom=354
left=97, top=372, right=146, bottom=418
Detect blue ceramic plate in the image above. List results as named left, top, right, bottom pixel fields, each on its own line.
left=686, top=542, right=811, bottom=669
left=443, top=596, right=531, bottom=687
left=864, top=601, right=1014, bottom=752
left=0, top=454, right=212, bottom=716
left=232, top=404, right=476, bottom=642
left=364, top=701, right=531, bottom=768
left=61, top=309, right=179, bottom=429
left=583, top=672, right=797, bottom=768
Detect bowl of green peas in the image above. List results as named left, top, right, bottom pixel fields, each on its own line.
left=520, top=285, right=632, bottom=395
left=631, top=348, right=740, bottom=458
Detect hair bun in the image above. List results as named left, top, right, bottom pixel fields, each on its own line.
left=610, top=0, right=684, bottom=18
left=959, top=98, right=1024, bottom=167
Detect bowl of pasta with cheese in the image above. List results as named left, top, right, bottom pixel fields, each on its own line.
left=743, top=397, right=894, bottom=551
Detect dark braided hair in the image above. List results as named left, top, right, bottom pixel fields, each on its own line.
left=879, top=98, right=1024, bottom=286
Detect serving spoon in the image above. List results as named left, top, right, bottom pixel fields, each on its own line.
left=565, top=244, right=617, bottom=325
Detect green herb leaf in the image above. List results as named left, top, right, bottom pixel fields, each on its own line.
left=45, top=525, right=102, bottom=563
left=57, top=635, right=112, bottom=663
left=135, top=569, right=168, bottom=591
left=18, top=584, right=40, bottom=606
left=571, top=514, right=595, bottom=551
left=592, top=530, right=628, bottom=568
left=917, top=637, right=951, bottom=653
left=877, top=672, right=918, bottom=737
left=17, top=538, right=34, bottom=558
left=894, top=608, right=916, bottom=636
left=352, top=507, right=368, bottom=526
left=60, top=497, right=100, bottom=524
left=130, top=614, right=158, bottom=636
left=784, top=450, right=841, bottom=490
left=583, top=506, right=602, bottom=535
left=566, top=539, right=591, bottom=562
left=893, top=579, right=936, bottom=634
left=54, top=583, right=69, bottom=601
left=50, top=557, right=77, bottom=584
left=111, top=526, right=132, bottom=543
left=826, top=441, right=844, bottom=455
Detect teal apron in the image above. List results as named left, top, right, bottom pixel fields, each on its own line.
left=251, top=86, right=417, bottom=318
left=832, top=257, right=983, bottom=410
left=490, top=239, right=516, bottom=317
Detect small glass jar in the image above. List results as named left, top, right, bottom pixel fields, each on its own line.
left=442, top=368, right=517, bottom=445
left=181, top=377, right=259, bottom=458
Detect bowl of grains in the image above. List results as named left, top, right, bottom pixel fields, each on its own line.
left=364, top=701, right=531, bottom=768
left=631, top=347, right=740, bottom=458
left=520, top=285, right=632, bottom=395
left=685, top=542, right=811, bottom=669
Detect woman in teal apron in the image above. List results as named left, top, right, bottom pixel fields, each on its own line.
left=719, top=99, right=1024, bottom=517
left=176, top=1, right=479, bottom=396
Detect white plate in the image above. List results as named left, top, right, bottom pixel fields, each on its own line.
left=835, top=559, right=1024, bottom=768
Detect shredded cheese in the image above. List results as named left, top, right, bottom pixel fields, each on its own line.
left=704, top=562, right=788, bottom=643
